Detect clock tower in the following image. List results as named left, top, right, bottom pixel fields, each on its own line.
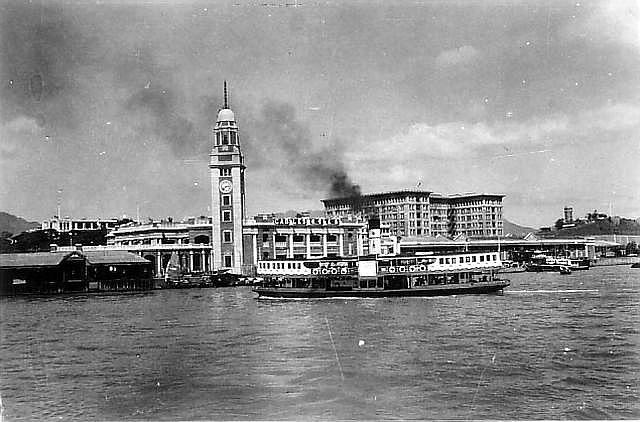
left=210, top=82, right=246, bottom=273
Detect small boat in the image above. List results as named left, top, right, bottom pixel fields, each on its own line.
left=253, top=252, right=509, bottom=299
left=569, top=258, right=590, bottom=270
left=526, top=255, right=589, bottom=272
left=559, top=266, right=572, bottom=275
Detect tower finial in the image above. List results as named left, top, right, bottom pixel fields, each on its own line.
left=223, top=80, right=228, bottom=109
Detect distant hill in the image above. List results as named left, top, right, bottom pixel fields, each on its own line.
left=502, top=219, right=536, bottom=237
left=0, top=212, right=39, bottom=237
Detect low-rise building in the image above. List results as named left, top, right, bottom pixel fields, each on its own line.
left=106, top=217, right=212, bottom=247
left=241, top=214, right=399, bottom=274
left=0, top=249, right=153, bottom=296
left=41, top=216, right=118, bottom=232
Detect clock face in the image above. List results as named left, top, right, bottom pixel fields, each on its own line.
left=219, top=179, right=233, bottom=194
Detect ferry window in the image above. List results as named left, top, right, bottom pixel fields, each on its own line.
left=486, top=255, right=491, bottom=261
left=472, top=256, right=476, bottom=262
left=222, top=195, right=231, bottom=206
left=288, top=263, right=291, bottom=269
left=466, top=257, right=471, bottom=263
left=493, top=254, right=497, bottom=261
left=439, top=258, right=444, bottom=264
left=445, top=258, right=450, bottom=264
left=297, top=263, right=301, bottom=269
left=452, top=258, right=457, bottom=264
left=480, top=255, right=484, bottom=262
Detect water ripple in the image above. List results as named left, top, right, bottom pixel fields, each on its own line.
left=1, top=267, right=639, bottom=420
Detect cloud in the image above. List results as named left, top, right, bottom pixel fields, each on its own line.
left=344, top=102, right=640, bottom=225
left=434, top=45, right=480, bottom=67
left=561, top=1, right=640, bottom=50
left=351, top=102, right=640, bottom=163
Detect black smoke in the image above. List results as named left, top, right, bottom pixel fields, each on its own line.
left=0, top=1, right=360, bottom=209
left=125, top=85, right=198, bottom=156
left=244, top=101, right=360, bottom=199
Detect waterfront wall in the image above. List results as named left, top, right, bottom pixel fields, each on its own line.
left=592, top=256, right=640, bottom=266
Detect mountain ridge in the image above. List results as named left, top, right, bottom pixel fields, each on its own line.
left=0, top=212, right=39, bottom=237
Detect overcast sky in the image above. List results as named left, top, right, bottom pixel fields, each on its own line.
left=1, top=0, right=638, bottom=227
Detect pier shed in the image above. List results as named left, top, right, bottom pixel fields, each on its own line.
left=85, top=250, right=153, bottom=291
left=0, top=250, right=152, bottom=296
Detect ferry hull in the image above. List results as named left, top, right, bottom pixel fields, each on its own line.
left=253, top=280, right=510, bottom=299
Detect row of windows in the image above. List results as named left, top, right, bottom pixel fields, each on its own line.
left=438, top=254, right=498, bottom=265
left=261, top=233, right=341, bottom=243
left=215, top=131, right=238, bottom=146
left=259, top=261, right=303, bottom=270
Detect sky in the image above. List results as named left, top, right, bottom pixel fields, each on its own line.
left=1, top=0, right=638, bottom=228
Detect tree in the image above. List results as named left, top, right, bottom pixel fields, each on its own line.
left=554, top=218, right=565, bottom=231
left=626, top=241, right=638, bottom=255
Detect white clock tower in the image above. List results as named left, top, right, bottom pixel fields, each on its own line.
left=210, top=81, right=246, bottom=273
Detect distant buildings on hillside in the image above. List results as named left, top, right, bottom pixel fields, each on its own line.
left=41, top=216, right=118, bottom=233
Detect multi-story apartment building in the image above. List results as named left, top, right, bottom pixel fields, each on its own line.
left=322, top=190, right=504, bottom=238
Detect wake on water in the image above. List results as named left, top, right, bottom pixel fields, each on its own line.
left=505, top=289, right=599, bottom=294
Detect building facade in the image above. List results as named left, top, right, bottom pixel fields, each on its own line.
left=42, top=217, right=118, bottom=233
left=210, top=83, right=246, bottom=274
left=242, top=215, right=366, bottom=268
left=241, top=214, right=400, bottom=272
left=322, top=191, right=504, bottom=238
left=102, top=218, right=213, bottom=276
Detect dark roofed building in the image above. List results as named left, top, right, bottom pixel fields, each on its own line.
left=0, top=250, right=152, bottom=296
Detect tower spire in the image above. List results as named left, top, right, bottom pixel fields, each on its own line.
left=223, top=80, right=228, bottom=109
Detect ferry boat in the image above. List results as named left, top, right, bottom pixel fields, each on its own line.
left=252, top=252, right=509, bottom=299
left=525, top=255, right=590, bottom=272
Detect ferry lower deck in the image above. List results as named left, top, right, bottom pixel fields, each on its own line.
left=253, top=252, right=510, bottom=298
left=253, top=279, right=510, bottom=298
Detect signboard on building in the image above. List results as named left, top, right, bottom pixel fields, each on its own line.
left=271, top=217, right=343, bottom=226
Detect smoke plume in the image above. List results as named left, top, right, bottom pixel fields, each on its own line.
left=244, top=101, right=360, bottom=199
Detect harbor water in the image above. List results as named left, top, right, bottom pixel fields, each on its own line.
left=0, top=266, right=638, bottom=420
